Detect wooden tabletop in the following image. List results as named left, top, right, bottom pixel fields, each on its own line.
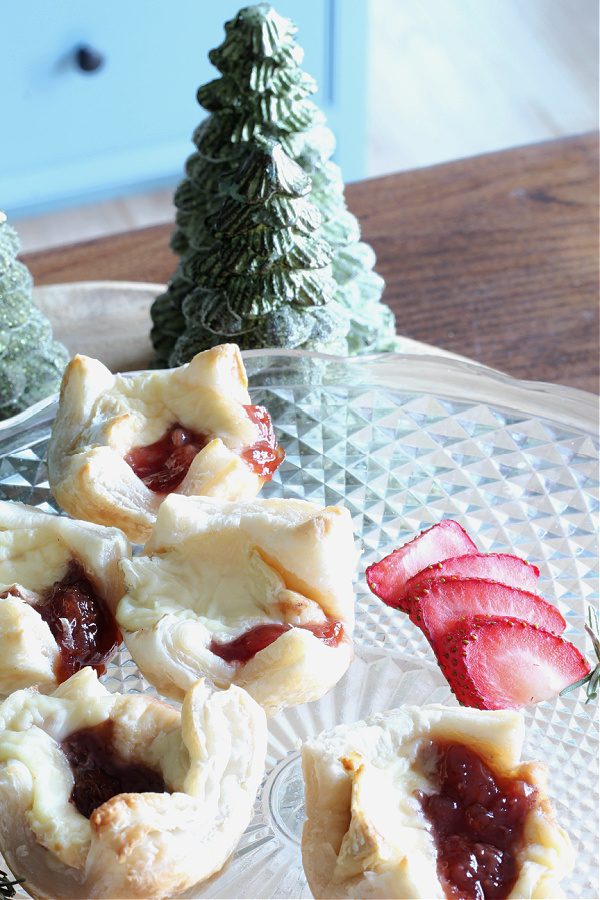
left=24, top=133, right=599, bottom=394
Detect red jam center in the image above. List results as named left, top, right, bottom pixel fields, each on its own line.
left=124, top=409, right=283, bottom=494
left=124, top=424, right=209, bottom=493
left=418, top=741, right=537, bottom=900
left=209, top=620, right=344, bottom=664
left=61, top=720, right=168, bottom=819
left=37, top=560, right=121, bottom=683
left=242, top=405, right=285, bottom=480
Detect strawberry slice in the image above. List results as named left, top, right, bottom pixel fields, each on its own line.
left=435, top=615, right=591, bottom=709
left=401, top=553, right=539, bottom=610
left=410, top=577, right=566, bottom=645
left=366, top=520, right=477, bottom=609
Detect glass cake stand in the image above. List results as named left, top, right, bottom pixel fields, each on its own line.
left=0, top=351, right=597, bottom=899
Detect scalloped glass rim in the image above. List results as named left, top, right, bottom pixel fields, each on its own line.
left=0, top=349, right=597, bottom=437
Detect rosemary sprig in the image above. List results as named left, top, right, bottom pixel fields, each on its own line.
left=560, top=606, right=600, bottom=703
left=0, top=869, right=25, bottom=899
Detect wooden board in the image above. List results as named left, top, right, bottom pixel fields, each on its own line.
left=24, top=134, right=599, bottom=393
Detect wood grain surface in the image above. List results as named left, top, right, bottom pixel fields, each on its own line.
left=24, top=133, right=599, bottom=393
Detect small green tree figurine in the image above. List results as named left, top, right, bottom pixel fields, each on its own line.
left=0, top=213, right=69, bottom=419
left=151, top=3, right=399, bottom=365
left=170, top=140, right=348, bottom=363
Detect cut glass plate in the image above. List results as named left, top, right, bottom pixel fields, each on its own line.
left=0, top=351, right=597, bottom=899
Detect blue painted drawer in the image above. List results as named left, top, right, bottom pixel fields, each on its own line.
left=1, top=0, right=367, bottom=216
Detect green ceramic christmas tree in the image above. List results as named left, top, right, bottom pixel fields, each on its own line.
left=151, top=3, right=399, bottom=365
left=170, top=139, right=348, bottom=363
left=0, top=213, right=69, bottom=419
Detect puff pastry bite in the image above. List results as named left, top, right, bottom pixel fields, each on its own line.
left=0, top=501, right=128, bottom=696
left=47, top=343, right=284, bottom=543
left=301, top=705, right=574, bottom=899
left=117, top=493, right=357, bottom=715
left=0, top=667, right=267, bottom=899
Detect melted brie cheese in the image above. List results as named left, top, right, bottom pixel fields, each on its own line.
left=117, top=494, right=357, bottom=713
left=301, top=705, right=574, bottom=900
left=0, top=669, right=267, bottom=899
left=47, top=345, right=279, bottom=543
left=0, top=529, right=69, bottom=594
left=0, top=501, right=130, bottom=697
left=119, top=534, right=288, bottom=632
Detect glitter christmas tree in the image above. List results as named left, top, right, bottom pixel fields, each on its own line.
left=151, top=3, right=399, bottom=365
left=0, top=213, right=69, bottom=419
left=170, top=139, right=348, bottom=363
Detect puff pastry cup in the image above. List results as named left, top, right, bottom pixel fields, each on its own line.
left=117, top=493, right=357, bottom=715
left=301, top=705, right=574, bottom=899
left=0, top=667, right=267, bottom=899
left=47, top=343, right=283, bottom=543
left=0, top=501, right=129, bottom=696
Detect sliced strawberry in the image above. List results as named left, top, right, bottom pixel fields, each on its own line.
left=410, top=577, right=565, bottom=646
left=435, top=614, right=591, bottom=709
left=401, top=553, right=539, bottom=610
left=366, top=520, right=477, bottom=609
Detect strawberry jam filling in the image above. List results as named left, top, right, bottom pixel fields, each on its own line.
left=61, top=719, right=168, bottom=818
left=417, top=741, right=536, bottom=899
left=124, top=424, right=209, bottom=493
left=37, top=560, right=121, bottom=683
left=124, top=407, right=283, bottom=494
left=242, top=405, right=285, bottom=480
left=209, top=620, right=344, bottom=664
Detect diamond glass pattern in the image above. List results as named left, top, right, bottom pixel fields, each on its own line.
left=0, top=351, right=597, bottom=899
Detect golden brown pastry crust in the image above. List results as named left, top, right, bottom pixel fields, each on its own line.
left=47, top=344, right=278, bottom=543
left=0, top=668, right=267, bottom=899
left=0, top=501, right=129, bottom=696
left=301, top=706, right=574, bottom=899
left=117, top=494, right=357, bottom=715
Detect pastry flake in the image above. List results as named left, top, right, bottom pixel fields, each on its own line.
left=0, top=501, right=129, bottom=696
left=47, top=344, right=284, bottom=543
left=301, top=705, right=574, bottom=899
left=117, top=493, right=357, bottom=714
left=0, top=667, right=267, bottom=899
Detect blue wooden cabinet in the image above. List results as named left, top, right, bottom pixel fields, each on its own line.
left=1, top=0, right=368, bottom=217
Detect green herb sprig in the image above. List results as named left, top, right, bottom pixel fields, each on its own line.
left=0, top=869, right=24, bottom=899
left=560, top=606, right=600, bottom=703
